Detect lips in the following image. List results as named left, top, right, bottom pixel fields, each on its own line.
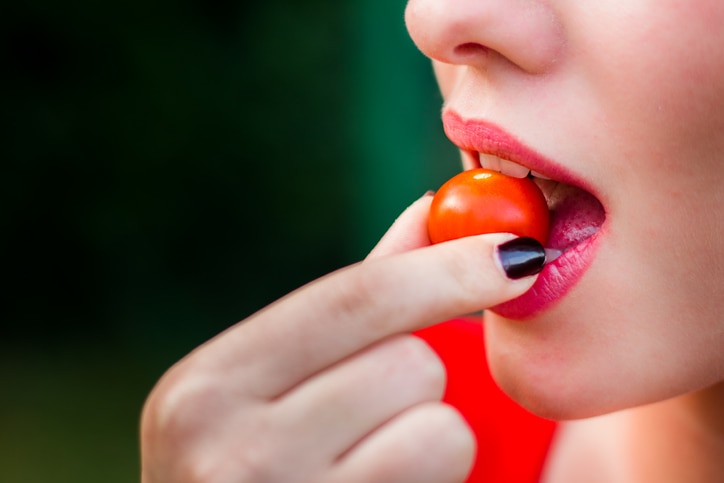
left=442, top=111, right=606, bottom=318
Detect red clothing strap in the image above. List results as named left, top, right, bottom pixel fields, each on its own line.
left=415, top=319, right=556, bottom=483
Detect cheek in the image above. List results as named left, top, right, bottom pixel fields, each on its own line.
left=432, top=61, right=463, bottom=100
left=599, top=5, right=724, bottom=291
left=586, top=3, right=724, bottom=160
left=574, top=3, right=724, bottom=267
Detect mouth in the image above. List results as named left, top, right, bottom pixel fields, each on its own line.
left=443, top=111, right=607, bottom=318
left=467, top=150, right=606, bottom=258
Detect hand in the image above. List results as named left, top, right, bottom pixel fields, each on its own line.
left=140, top=195, right=539, bottom=483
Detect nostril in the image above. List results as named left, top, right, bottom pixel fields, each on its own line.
left=453, top=42, right=490, bottom=58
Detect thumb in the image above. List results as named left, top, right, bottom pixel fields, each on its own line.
left=366, top=193, right=434, bottom=261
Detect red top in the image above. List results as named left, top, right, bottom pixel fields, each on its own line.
left=415, top=319, right=557, bottom=483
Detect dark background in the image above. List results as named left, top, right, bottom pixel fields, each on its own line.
left=1, top=0, right=457, bottom=480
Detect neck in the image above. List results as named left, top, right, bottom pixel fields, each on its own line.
left=542, top=382, right=724, bottom=482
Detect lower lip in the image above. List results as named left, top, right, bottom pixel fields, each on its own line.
left=491, top=230, right=602, bottom=319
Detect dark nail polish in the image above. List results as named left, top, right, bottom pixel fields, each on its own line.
left=497, top=237, right=546, bottom=280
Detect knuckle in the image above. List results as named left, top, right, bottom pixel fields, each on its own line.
left=428, top=404, right=477, bottom=476
left=414, top=402, right=476, bottom=457
left=391, top=335, right=447, bottom=395
left=141, top=365, right=234, bottom=481
left=327, top=268, right=385, bottom=322
left=142, top=363, right=282, bottom=483
left=311, top=266, right=408, bottom=338
left=175, top=447, right=274, bottom=483
left=442, top=239, right=500, bottom=304
left=143, top=364, right=215, bottom=443
left=428, top=402, right=469, bottom=429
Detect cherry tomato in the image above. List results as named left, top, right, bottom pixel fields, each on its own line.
left=428, top=168, right=549, bottom=245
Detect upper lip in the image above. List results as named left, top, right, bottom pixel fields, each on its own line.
left=442, top=110, right=593, bottom=194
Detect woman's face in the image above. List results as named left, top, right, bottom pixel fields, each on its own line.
left=406, top=0, right=724, bottom=419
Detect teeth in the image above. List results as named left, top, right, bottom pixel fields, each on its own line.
left=477, top=152, right=549, bottom=179
left=499, top=158, right=531, bottom=178
left=479, top=153, right=501, bottom=171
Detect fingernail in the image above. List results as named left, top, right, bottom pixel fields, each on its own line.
left=497, top=237, right=546, bottom=280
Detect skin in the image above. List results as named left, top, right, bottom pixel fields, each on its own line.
left=141, top=0, right=724, bottom=481
left=141, top=195, right=538, bottom=483
left=405, top=0, right=724, bottom=479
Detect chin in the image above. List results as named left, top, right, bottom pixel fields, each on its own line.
left=482, top=301, right=635, bottom=421
left=484, top=295, right=721, bottom=422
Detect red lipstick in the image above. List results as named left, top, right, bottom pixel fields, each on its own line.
left=442, top=110, right=606, bottom=319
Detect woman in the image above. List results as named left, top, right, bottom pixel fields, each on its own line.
left=141, top=0, right=724, bottom=481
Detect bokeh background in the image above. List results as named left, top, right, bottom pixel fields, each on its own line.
left=1, top=0, right=458, bottom=481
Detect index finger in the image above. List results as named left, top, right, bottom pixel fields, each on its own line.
left=193, top=233, right=539, bottom=399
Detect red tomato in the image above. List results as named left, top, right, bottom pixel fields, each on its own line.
left=428, top=168, right=549, bottom=245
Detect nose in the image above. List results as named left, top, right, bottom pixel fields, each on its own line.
left=405, top=0, right=565, bottom=74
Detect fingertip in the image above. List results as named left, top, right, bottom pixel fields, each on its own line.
left=437, top=233, right=544, bottom=302
left=495, top=236, right=547, bottom=280
left=331, top=402, right=475, bottom=483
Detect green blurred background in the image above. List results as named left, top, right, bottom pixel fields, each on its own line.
left=1, top=0, right=458, bottom=481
